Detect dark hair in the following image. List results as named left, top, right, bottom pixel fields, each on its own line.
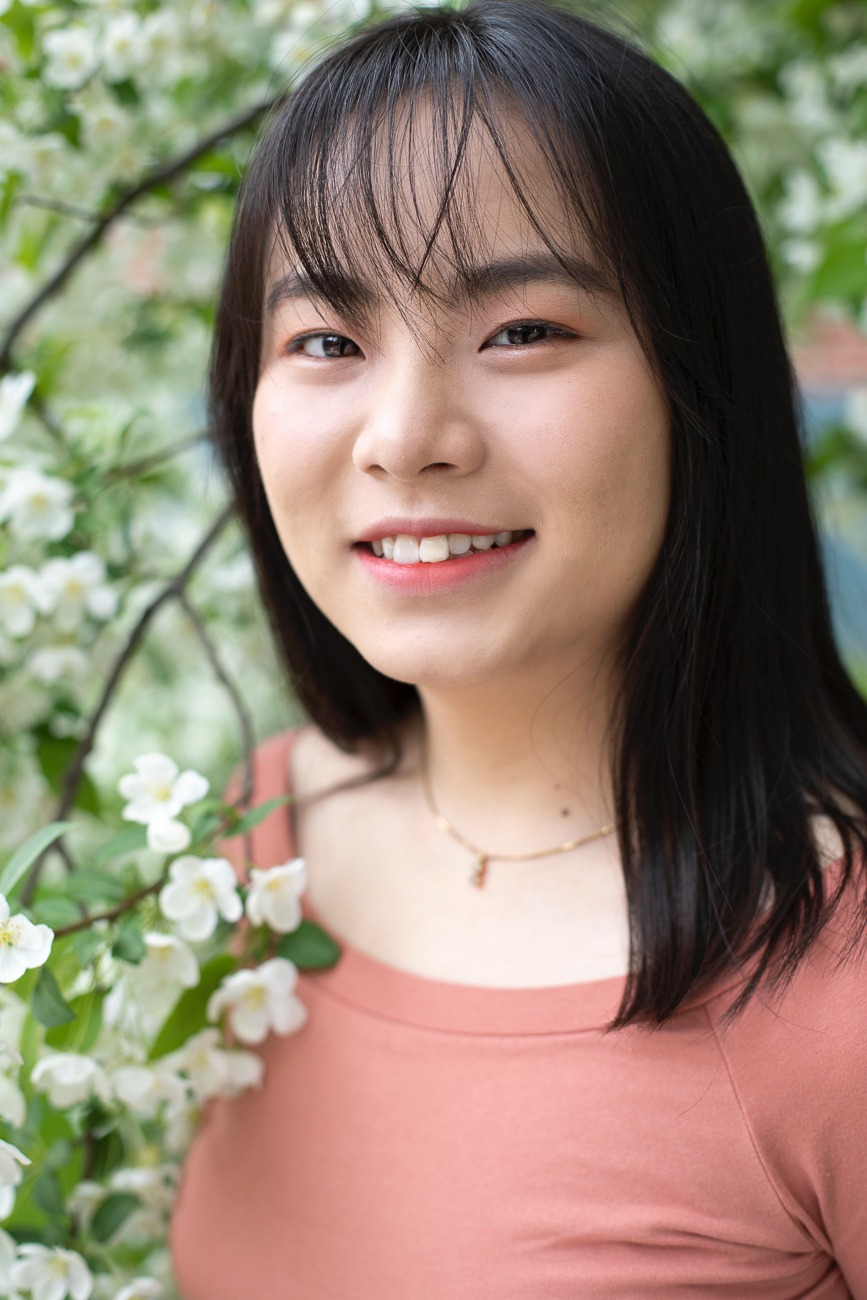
left=211, top=0, right=867, bottom=1025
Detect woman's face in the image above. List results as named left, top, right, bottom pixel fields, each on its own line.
left=253, top=133, right=671, bottom=692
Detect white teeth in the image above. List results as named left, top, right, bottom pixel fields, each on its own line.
left=369, top=530, right=522, bottom=560
left=393, top=535, right=420, bottom=564
left=447, top=533, right=471, bottom=555
left=419, top=535, right=450, bottom=563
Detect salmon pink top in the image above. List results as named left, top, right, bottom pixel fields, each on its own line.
left=171, top=731, right=867, bottom=1299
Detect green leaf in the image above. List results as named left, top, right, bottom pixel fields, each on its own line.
left=231, top=795, right=291, bottom=838
left=31, top=967, right=76, bottom=1028
left=32, top=1170, right=65, bottom=1218
left=111, top=916, right=146, bottom=964
left=277, top=920, right=341, bottom=970
left=35, top=734, right=100, bottom=817
left=73, top=928, right=104, bottom=969
left=66, top=870, right=126, bottom=904
left=149, top=954, right=235, bottom=1060
left=93, top=826, right=147, bottom=867
left=90, top=1128, right=124, bottom=1181
left=91, top=1192, right=140, bottom=1243
left=30, top=897, right=81, bottom=929
left=0, top=822, right=75, bottom=898
left=45, top=989, right=104, bottom=1053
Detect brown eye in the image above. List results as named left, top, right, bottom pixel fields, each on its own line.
left=485, top=323, right=572, bottom=348
left=295, top=333, right=361, bottom=358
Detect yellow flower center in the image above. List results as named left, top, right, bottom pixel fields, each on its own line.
left=0, top=921, right=20, bottom=949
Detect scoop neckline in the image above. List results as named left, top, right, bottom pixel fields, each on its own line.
left=285, top=731, right=841, bottom=1036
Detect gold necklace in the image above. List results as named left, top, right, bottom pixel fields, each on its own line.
left=421, top=765, right=616, bottom=888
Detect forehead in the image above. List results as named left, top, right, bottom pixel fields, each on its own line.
left=263, top=103, right=617, bottom=322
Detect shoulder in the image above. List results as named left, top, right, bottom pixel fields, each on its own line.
left=703, top=860, right=867, bottom=1252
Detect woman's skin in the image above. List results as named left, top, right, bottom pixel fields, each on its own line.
left=251, top=124, right=671, bottom=986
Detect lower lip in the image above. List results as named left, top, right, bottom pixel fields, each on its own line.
left=354, top=534, right=533, bottom=592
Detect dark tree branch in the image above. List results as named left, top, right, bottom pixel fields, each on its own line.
left=105, top=431, right=206, bottom=484
left=0, top=96, right=283, bottom=372
left=176, top=590, right=255, bottom=809
left=17, top=195, right=156, bottom=227
left=53, top=877, right=164, bottom=937
left=20, top=504, right=234, bottom=904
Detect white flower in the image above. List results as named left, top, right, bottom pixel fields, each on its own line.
left=40, top=553, right=117, bottom=631
left=42, top=26, right=98, bottom=90
left=165, top=1029, right=264, bottom=1102
left=145, top=818, right=190, bottom=854
left=846, top=385, right=867, bottom=445
left=819, top=136, right=867, bottom=221
left=31, top=1054, right=110, bottom=1109
left=131, top=932, right=199, bottom=1003
left=0, top=1140, right=29, bottom=1218
left=114, top=1280, right=162, bottom=1300
left=0, top=1227, right=18, bottom=1291
left=101, top=12, right=144, bottom=82
left=10, top=1244, right=92, bottom=1300
left=0, top=372, right=35, bottom=443
left=158, top=857, right=242, bottom=942
left=777, top=169, right=824, bottom=235
left=207, top=958, right=307, bottom=1045
left=0, top=894, right=53, bottom=983
left=28, top=646, right=88, bottom=686
left=111, top=1064, right=187, bottom=1120
left=0, top=567, right=47, bottom=639
left=0, top=1042, right=25, bottom=1128
left=0, top=469, right=74, bottom=542
left=245, top=859, right=307, bottom=933
left=110, top=1166, right=177, bottom=1215
left=119, top=753, right=209, bottom=825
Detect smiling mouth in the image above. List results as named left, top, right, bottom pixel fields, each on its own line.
left=360, top=529, right=533, bottom=564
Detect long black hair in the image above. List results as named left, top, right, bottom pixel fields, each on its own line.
left=211, top=0, right=867, bottom=1026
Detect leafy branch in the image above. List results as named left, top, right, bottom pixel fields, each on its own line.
left=0, top=95, right=284, bottom=372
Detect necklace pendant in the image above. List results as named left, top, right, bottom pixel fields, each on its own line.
left=470, top=856, right=488, bottom=888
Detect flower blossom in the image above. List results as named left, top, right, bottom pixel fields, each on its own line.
left=0, top=1041, right=25, bottom=1129
left=159, top=857, right=242, bottom=942
left=146, top=818, right=191, bottom=854
left=130, top=932, right=199, bottom=1005
left=101, top=12, right=144, bottom=83
left=208, top=957, right=307, bottom=1045
left=0, top=566, right=47, bottom=639
left=31, top=1054, right=110, bottom=1109
left=0, top=894, right=53, bottom=983
left=0, top=371, right=35, bottom=443
left=42, top=26, right=99, bottom=90
left=165, top=1028, right=264, bottom=1102
left=112, top=1064, right=188, bottom=1120
left=40, top=553, right=117, bottom=631
left=10, top=1243, right=93, bottom=1300
left=114, top=1279, right=163, bottom=1300
left=245, top=859, right=307, bottom=933
left=0, top=468, right=74, bottom=542
left=0, top=1138, right=30, bottom=1219
left=119, top=753, right=208, bottom=853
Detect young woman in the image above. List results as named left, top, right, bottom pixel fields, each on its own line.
left=171, top=4, right=867, bottom=1296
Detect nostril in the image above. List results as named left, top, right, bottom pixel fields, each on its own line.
left=422, top=462, right=458, bottom=472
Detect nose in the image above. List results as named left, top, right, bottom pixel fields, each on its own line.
left=352, top=346, right=485, bottom=483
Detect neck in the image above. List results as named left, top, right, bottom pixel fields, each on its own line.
left=415, top=649, right=617, bottom=853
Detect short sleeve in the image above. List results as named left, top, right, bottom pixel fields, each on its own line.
left=710, top=874, right=867, bottom=1297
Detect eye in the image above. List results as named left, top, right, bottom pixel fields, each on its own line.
left=290, top=332, right=362, bottom=359
left=484, top=322, right=575, bottom=348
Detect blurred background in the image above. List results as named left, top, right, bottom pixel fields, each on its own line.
left=0, top=0, right=866, bottom=855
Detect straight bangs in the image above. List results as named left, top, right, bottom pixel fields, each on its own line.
left=256, top=25, right=630, bottom=346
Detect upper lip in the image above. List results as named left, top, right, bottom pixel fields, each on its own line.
left=355, top=517, right=524, bottom=541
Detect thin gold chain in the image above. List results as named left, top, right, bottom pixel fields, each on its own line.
left=420, top=764, right=616, bottom=888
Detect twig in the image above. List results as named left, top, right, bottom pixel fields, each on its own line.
left=0, top=96, right=284, bottom=372
left=105, top=431, right=207, bottom=484
left=53, top=878, right=164, bottom=937
left=175, top=590, right=255, bottom=808
left=20, top=504, right=234, bottom=904
left=17, top=195, right=157, bottom=227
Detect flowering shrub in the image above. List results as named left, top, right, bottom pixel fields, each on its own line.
left=0, top=0, right=865, bottom=1295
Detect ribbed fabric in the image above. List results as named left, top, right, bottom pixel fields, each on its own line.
left=171, top=731, right=867, bottom=1299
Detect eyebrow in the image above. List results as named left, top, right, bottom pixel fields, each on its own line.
left=264, top=251, right=613, bottom=318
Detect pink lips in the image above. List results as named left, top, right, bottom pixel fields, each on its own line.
left=354, top=533, right=533, bottom=592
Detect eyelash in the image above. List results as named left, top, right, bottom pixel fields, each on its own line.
left=284, top=319, right=577, bottom=359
